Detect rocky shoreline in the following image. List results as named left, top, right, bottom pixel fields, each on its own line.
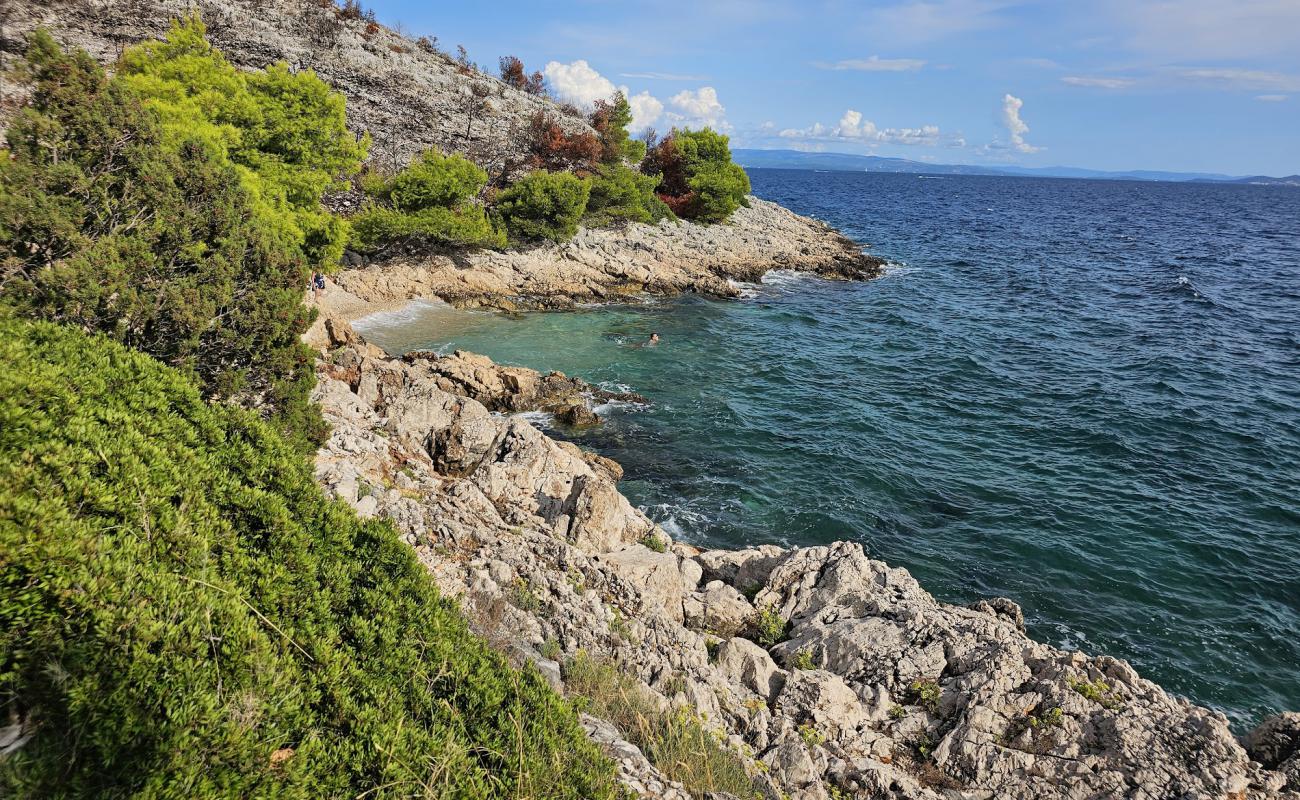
left=310, top=335, right=1299, bottom=799
left=305, top=196, right=882, bottom=347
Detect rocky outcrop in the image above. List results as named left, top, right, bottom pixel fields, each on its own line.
left=327, top=197, right=883, bottom=315
left=411, top=349, right=646, bottom=423
left=2, top=0, right=592, bottom=170
left=312, top=341, right=1298, bottom=800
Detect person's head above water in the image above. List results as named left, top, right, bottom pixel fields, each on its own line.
left=649, top=332, right=660, bottom=343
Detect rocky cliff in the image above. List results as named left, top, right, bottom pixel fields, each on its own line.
left=1, top=0, right=591, bottom=169
left=311, top=343, right=1299, bottom=800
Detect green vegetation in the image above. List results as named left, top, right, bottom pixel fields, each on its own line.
left=585, top=163, right=673, bottom=227
left=798, top=723, right=825, bottom=749
left=909, top=678, right=942, bottom=714
left=591, top=92, right=647, bottom=165
left=640, top=532, right=668, bottom=553
left=889, top=703, right=908, bottom=720
left=118, top=16, right=366, bottom=270
left=0, top=28, right=329, bottom=453
left=0, top=319, right=620, bottom=799
left=563, top=651, right=759, bottom=798
left=644, top=127, right=751, bottom=223
left=495, top=170, right=591, bottom=243
left=792, top=647, right=817, bottom=670
left=351, top=149, right=504, bottom=251
left=753, top=606, right=789, bottom=647
left=1068, top=676, right=1124, bottom=710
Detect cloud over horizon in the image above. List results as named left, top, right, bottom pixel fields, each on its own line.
left=543, top=59, right=729, bottom=133
left=815, top=56, right=927, bottom=72
left=1000, top=93, right=1041, bottom=153
left=778, top=109, right=941, bottom=146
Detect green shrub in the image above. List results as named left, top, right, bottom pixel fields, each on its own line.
left=585, top=162, right=673, bottom=227
left=350, top=204, right=504, bottom=250
left=909, top=678, right=942, bottom=714
left=350, top=150, right=504, bottom=251
left=117, top=15, right=366, bottom=269
left=373, top=149, right=488, bottom=212
left=563, top=652, right=759, bottom=798
left=792, top=647, right=817, bottom=670
left=0, top=319, right=620, bottom=799
left=494, top=170, right=591, bottom=243
left=0, top=29, right=325, bottom=453
left=590, top=91, right=646, bottom=164
left=640, top=532, right=668, bottom=553
left=687, top=161, right=751, bottom=223
left=753, top=606, right=788, bottom=647
left=644, top=127, right=750, bottom=223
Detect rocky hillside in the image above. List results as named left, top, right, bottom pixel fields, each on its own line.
left=311, top=343, right=1300, bottom=800
left=1, top=0, right=592, bottom=170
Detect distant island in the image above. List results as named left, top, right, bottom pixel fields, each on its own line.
left=732, top=148, right=1300, bottom=186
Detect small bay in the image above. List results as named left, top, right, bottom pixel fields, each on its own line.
left=357, top=169, right=1300, bottom=726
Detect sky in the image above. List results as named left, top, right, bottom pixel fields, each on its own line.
left=368, top=1, right=1300, bottom=176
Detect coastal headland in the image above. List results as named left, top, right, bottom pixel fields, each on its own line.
left=5, top=1, right=1298, bottom=798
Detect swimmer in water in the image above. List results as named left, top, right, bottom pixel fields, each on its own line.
left=648, top=332, right=660, bottom=345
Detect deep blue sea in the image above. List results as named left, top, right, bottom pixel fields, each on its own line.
left=358, top=170, right=1300, bottom=726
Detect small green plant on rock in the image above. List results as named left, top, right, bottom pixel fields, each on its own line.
left=889, top=703, right=907, bottom=720
left=640, top=532, right=667, bottom=553
left=792, top=647, right=817, bottom=670
left=909, top=679, right=942, bottom=714
left=510, top=577, right=540, bottom=612
left=913, top=731, right=936, bottom=760
left=541, top=638, right=562, bottom=661
left=798, top=723, right=825, bottom=749
left=753, top=606, right=788, bottom=647
left=610, top=608, right=636, bottom=643
left=1068, top=677, right=1123, bottom=710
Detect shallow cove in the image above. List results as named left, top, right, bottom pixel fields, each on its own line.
left=355, top=169, right=1300, bottom=727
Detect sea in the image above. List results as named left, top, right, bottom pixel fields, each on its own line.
left=355, top=169, right=1300, bottom=728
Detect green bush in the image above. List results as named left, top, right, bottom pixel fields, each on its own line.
left=590, top=91, right=646, bottom=164
left=372, top=149, right=488, bottom=212
left=494, top=170, right=591, bottom=243
left=644, top=127, right=750, bottom=223
left=0, top=319, right=621, bottom=799
left=0, top=30, right=325, bottom=453
left=687, top=161, right=751, bottom=223
left=585, top=163, right=672, bottom=227
left=350, top=150, right=504, bottom=251
left=564, top=652, right=758, bottom=798
left=350, top=204, right=504, bottom=250
left=117, top=15, right=367, bottom=270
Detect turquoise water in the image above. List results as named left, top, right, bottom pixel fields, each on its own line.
left=356, top=170, right=1300, bottom=726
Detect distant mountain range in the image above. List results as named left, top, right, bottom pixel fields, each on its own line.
left=731, top=149, right=1300, bottom=186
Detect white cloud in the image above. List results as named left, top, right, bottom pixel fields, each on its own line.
left=1170, top=68, right=1300, bottom=92
left=778, top=109, right=941, bottom=146
left=619, top=71, right=709, bottom=81
left=1256, top=94, right=1288, bottom=102
left=1112, top=0, right=1300, bottom=60
left=1061, top=76, right=1136, bottom=89
left=1000, top=93, right=1041, bottom=153
left=626, top=91, right=664, bottom=131
left=543, top=59, right=619, bottom=108
left=866, top=0, right=1015, bottom=44
left=666, top=87, right=729, bottom=130
left=816, top=56, right=926, bottom=72
left=542, top=60, right=677, bottom=132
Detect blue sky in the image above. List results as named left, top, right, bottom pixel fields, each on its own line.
left=368, top=1, right=1299, bottom=176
